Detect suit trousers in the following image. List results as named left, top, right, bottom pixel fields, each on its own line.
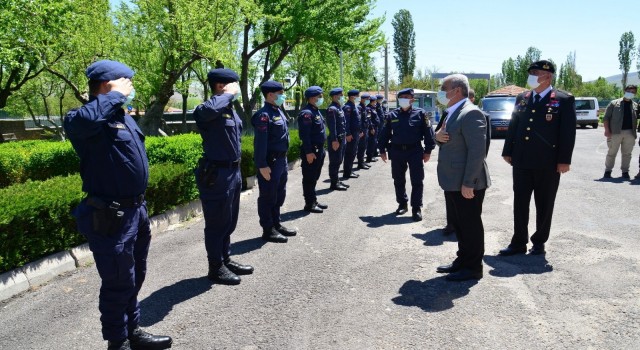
left=389, top=147, right=424, bottom=208
left=444, top=192, right=455, bottom=230
left=197, top=167, right=242, bottom=263
left=445, top=189, right=485, bottom=272
left=605, top=129, right=636, bottom=172
left=301, top=147, right=326, bottom=204
left=511, top=167, right=560, bottom=247
left=257, top=156, right=288, bottom=229
left=343, top=135, right=359, bottom=176
left=74, top=201, right=151, bottom=342
left=328, top=138, right=346, bottom=180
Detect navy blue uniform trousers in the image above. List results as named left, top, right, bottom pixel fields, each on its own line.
left=257, top=156, right=288, bottom=229
left=357, top=133, right=368, bottom=164
left=74, top=201, right=151, bottom=342
left=196, top=166, right=242, bottom=263
left=328, top=138, right=346, bottom=180
left=367, top=130, right=378, bottom=158
left=389, top=146, right=425, bottom=208
left=343, top=135, right=360, bottom=176
left=301, top=147, right=325, bottom=204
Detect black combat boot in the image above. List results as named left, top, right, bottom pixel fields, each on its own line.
left=108, top=339, right=131, bottom=350
left=208, top=261, right=241, bottom=285
left=128, top=327, right=172, bottom=349
left=262, top=227, right=288, bottom=243
left=224, top=258, right=254, bottom=275
left=275, top=224, right=297, bottom=237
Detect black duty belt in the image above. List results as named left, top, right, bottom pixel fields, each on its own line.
left=269, top=151, right=288, bottom=158
left=88, top=194, right=145, bottom=208
left=391, top=142, right=421, bottom=151
left=209, top=159, right=241, bottom=168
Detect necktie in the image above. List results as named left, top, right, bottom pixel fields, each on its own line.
left=534, top=94, right=541, bottom=104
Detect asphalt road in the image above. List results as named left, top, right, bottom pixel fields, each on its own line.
left=1, top=128, right=639, bottom=350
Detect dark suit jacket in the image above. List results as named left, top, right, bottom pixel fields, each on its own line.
left=436, top=101, right=491, bottom=192
left=502, top=89, right=576, bottom=169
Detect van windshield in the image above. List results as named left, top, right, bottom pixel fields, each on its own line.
left=575, top=100, right=595, bottom=110
left=481, top=97, right=516, bottom=112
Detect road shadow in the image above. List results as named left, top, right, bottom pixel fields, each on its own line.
left=315, top=188, right=333, bottom=196
left=139, top=277, right=213, bottom=327
left=230, top=237, right=268, bottom=255
left=359, top=212, right=416, bottom=228
left=483, top=254, right=553, bottom=277
left=594, top=177, right=627, bottom=184
left=412, top=228, right=457, bottom=246
left=280, top=209, right=310, bottom=221
left=629, top=178, right=640, bottom=185
left=392, top=275, right=478, bottom=312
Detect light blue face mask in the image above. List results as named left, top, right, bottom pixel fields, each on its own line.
left=316, top=98, right=324, bottom=106
left=275, top=94, right=286, bottom=106
left=355, top=97, right=361, bottom=104
left=339, top=96, right=345, bottom=104
left=233, top=92, right=241, bottom=101
left=125, top=88, right=135, bottom=105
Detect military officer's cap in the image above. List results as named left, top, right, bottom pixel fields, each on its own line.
left=207, top=68, right=239, bottom=83
left=347, top=89, right=360, bottom=96
left=305, top=86, right=323, bottom=98
left=369, top=95, right=377, bottom=101
left=329, top=88, right=344, bottom=96
left=361, top=93, right=370, bottom=99
left=376, top=94, right=384, bottom=100
left=260, top=80, right=284, bottom=93
left=397, top=88, right=414, bottom=96
left=86, top=60, right=134, bottom=81
left=527, top=60, right=555, bottom=74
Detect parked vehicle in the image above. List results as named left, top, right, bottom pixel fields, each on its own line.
left=574, top=97, right=599, bottom=129
left=480, top=94, right=516, bottom=138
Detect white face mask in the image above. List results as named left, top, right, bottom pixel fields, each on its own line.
left=355, top=97, right=361, bottom=104
left=436, top=91, right=450, bottom=105
left=398, top=98, right=411, bottom=109
left=339, top=96, right=345, bottom=104
left=623, top=92, right=635, bottom=100
left=527, top=74, right=540, bottom=89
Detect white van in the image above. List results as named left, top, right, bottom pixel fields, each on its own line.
left=574, top=97, right=599, bottom=129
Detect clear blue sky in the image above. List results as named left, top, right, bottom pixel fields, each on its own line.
left=110, top=0, right=637, bottom=82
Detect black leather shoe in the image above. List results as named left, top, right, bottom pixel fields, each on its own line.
left=128, top=327, right=172, bottom=350
left=442, top=224, right=455, bottom=236
left=395, top=203, right=408, bottom=215
left=315, top=201, right=328, bottom=209
left=603, top=171, right=612, bottom=178
left=108, top=339, right=131, bottom=350
left=262, top=227, right=288, bottom=243
left=224, top=258, right=254, bottom=275
left=330, top=182, right=348, bottom=191
left=528, top=243, right=546, bottom=255
left=208, top=262, right=241, bottom=285
left=342, top=173, right=359, bottom=179
left=445, top=269, right=483, bottom=281
left=339, top=181, right=350, bottom=188
left=622, top=172, right=630, bottom=179
left=304, top=203, right=323, bottom=213
left=412, top=208, right=422, bottom=221
left=275, top=224, right=297, bottom=237
left=357, top=163, right=370, bottom=170
left=498, top=245, right=527, bottom=256
left=436, top=263, right=462, bottom=274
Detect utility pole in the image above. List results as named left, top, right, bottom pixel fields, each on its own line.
left=339, top=50, right=344, bottom=89
left=384, top=42, right=389, bottom=101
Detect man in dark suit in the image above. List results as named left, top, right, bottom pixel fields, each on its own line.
left=500, top=60, right=576, bottom=256
left=434, top=74, right=490, bottom=281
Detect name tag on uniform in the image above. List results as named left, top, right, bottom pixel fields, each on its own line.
left=222, top=114, right=232, bottom=119
left=273, top=116, right=281, bottom=121
left=109, top=122, right=126, bottom=129
left=391, top=119, right=399, bottom=123
left=315, top=116, right=320, bottom=120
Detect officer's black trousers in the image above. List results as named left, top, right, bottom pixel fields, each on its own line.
left=446, top=189, right=485, bottom=272
left=367, top=129, right=378, bottom=158
left=389, top=147, right=424, bottom=208
left=328, top=139, right=346, bottom=181
left=257, top=156, right=288, bottom=229
left=511, top=167, right=561, bottom=247
left=301, top=148, right=325, bottom=205
left=343, top=136, right=359, bottom=176
left=357, top=133, right=368, bottom=164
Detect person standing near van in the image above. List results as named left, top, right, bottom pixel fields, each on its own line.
left=603, top=85, right=638, bottom=179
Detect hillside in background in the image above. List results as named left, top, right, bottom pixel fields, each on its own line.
left=594, top=71, right=640, bottom=87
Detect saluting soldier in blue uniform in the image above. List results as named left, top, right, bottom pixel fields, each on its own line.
left=298, top=86, right=328, bottom=213
left=342, top=89, right=362, bottom=180
left=193, top=68, right=254, bottom=285
left=252, top=81, right=298, bottom=243
left=64, top=60, right=172, bottom=350
left=379, top=88, right=436, bottom=221
left=366, top=95, right=380, bottom=163
left=326, top=87, right=349, bottom=191
left=499, top=60, right=576, bottom=256
left=357, top=93, right=371, bottom=170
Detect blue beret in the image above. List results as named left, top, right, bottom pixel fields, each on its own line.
left=347, top=89, right=360, bottom=96
left=361, top=93, right=370, bottom=99
left=397, top=88, right=414, bottom=96
left=86, top=60, right=134, bottom=81
left=207, top=68, right=239, bottom=83
left=329, top=88, right=343, bottom=96
left=376, top=94, right=384, bottom=99
left=305, top=86, right=323, bottom=98
left=369, top=95, right=377, bottom=101
left=260, top=80, right=284, bottom=93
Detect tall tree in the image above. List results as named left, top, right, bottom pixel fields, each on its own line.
left=500, top=47, right=541, bottom=87
left=501, top=58, right=516, bottom=85
left=391, top=9, right=416, bottom=83
left=558, top=51, right=581, bottom=92
left=618, top=31, right=636, bottom=88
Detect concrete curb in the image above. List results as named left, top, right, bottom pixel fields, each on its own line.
left=0, top=160, right=303, bottom=302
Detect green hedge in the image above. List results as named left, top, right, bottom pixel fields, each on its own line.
left=0, top=162, right=197, bottom=273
